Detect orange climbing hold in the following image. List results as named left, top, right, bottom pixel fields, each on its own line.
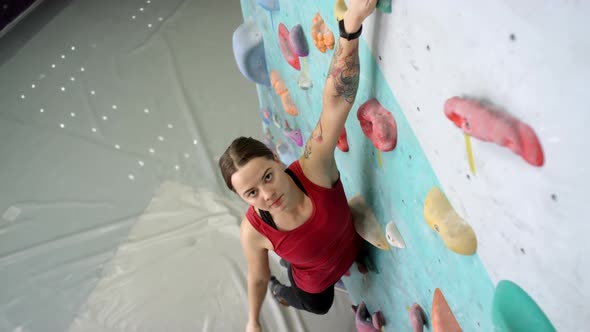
left=311, top=13, right=335, bottom=53
left=270, top=70, right=298, bottom=116
left=432, top=288, right=462, bottom=332
left=444, top=96, right=544, bottom=167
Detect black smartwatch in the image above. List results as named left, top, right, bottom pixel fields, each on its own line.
left=338, top=19, right=362, bottom=41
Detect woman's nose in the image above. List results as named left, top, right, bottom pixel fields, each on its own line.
left=261, top=188, right=275, bottom=201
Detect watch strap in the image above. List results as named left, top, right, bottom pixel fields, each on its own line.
left=338, top=19, right=362, bottom=41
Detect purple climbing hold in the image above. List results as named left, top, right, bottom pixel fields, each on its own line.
left=352, top=302, right=385, bottom=332
left=289, top=24, right=309, bottom=57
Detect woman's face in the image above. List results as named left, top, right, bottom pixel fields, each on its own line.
left=231, top=156, right=291, bottom=212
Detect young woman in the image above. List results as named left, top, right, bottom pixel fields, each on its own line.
left=219, top=1, right=377, bottom=331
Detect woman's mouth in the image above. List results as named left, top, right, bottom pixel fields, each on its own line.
left=271, top=195, right=283, bottom=208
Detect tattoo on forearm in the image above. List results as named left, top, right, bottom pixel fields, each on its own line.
left=327, top=42, right=360, bottom=104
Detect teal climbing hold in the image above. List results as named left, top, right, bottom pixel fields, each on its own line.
left=492, top=280, right=556, bottom=332
left=376, top=0, right=392, bottom=13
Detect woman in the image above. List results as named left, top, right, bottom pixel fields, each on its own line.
left=219, top=1, right=377, bottom=331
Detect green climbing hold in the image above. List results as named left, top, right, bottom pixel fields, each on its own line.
left=376, top=0, right=392, bottom=13
left=492, top=280, right=556, bottom=332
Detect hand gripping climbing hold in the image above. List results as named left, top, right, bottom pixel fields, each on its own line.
left=232, top=20, right=271, bottom=86
left=349, top=195, right=390, bottom=250
left=352, top=302, right=385, bottom=332
left=432, top=288, right=462, bottom=332
left=423, top=187, right=477, bottom=255
left=357, top=98, right=398, bottom=152
left=444, top=96, right=544, bottom=167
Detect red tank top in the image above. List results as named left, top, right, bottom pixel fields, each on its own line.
left=246, top=160, right=362, bottom=293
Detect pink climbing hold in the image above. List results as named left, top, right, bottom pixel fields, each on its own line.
left=357, top=98, right=397, bottom=151
left=444, top=96, right=544, bottom=167
left=337, top=127, right=349, bottom=152
left=352, top=302, right=385, bottom=332
left=284, top=120, right=303, bottom=147
left=278, top=23, right=301, bottom=70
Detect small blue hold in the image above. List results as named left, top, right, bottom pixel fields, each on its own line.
left=256, top=0, right=279, bottom=11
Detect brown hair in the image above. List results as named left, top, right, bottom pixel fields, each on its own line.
left=218, top=137, right=275, bottom=192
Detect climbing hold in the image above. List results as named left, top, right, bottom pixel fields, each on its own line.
left=272, top=112, right=282, bottom=128
left=492, top=280, right=556, bottom=332
left=432, top=288, right=462, bottom=332
left=408, top=303, right=426, bottom=332
left=278, top=23, right=301, bottom=70
left=349, top=195, right=390, bottom=250
left=357, top=98, right=398, bottom=152
left=256, top=0, right=279, bottom=30
left=334, top=0, right=347, bottom=21
left=311, top=13, right=335, bottom=53
left=289, top=24, right=313, bottom=90
left=276, top=139, right=297, bottom=165
left=289, top=24, right=309, bottom=57
left=270, top=70, right=298, bottom=116
left=232, top=20, right=271, bottom=86
left=261, top=108, right=271, bottom=126
left=352, top=302, right=385, bottom=332
left=284, top=120, right=303, bottom=147
left=376, top=0, right=393, bottom=13
left=256, top=0, right=279, bottom=11
left=385, top=221, right=406, bottom=248
left=444, top=96, right=544, bottom=167
left=337, top=127, right=349, bottom=152
left=423, top=187, right=477, bottom=255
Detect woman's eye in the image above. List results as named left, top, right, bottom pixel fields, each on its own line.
left=248, top=190, right=257, bottom=197
left=265, top=173, right=273, bottom=181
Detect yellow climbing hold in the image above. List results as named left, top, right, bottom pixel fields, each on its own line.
left=423, top=187, right=477, bottom=255
left=334, top=0, right=347, bottom=21
left=349, top=195, right=390, bottom=250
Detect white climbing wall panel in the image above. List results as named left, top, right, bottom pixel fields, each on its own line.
left=362, top=1, right=589, bottom=330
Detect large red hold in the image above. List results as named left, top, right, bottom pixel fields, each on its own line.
left=444, top=97, right=544, bottom=167
left=357, top=99, right=397, bottom=152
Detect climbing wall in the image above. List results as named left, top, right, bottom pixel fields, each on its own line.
left=234, top=0, right=588, bottom=331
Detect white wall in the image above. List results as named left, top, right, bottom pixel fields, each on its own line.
left=362, top=1, right=589, bottom=330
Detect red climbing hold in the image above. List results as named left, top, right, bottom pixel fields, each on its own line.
left=444, top=97, right=544, bottom=167
left=337, top=127, right=349, bottom=152
left=278, top=23, right=301, bottom=70
left=357, top=98, right=397, bottom=152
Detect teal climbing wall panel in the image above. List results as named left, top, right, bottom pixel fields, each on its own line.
left=239, top=0, right=498, bottom=330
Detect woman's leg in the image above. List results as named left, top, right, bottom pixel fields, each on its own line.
left=270, top=263, right=335, bottom=315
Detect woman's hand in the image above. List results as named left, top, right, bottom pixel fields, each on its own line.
left=246, top=320, right=262, bottom=332
left=347, top=0, right=377, bottom=23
